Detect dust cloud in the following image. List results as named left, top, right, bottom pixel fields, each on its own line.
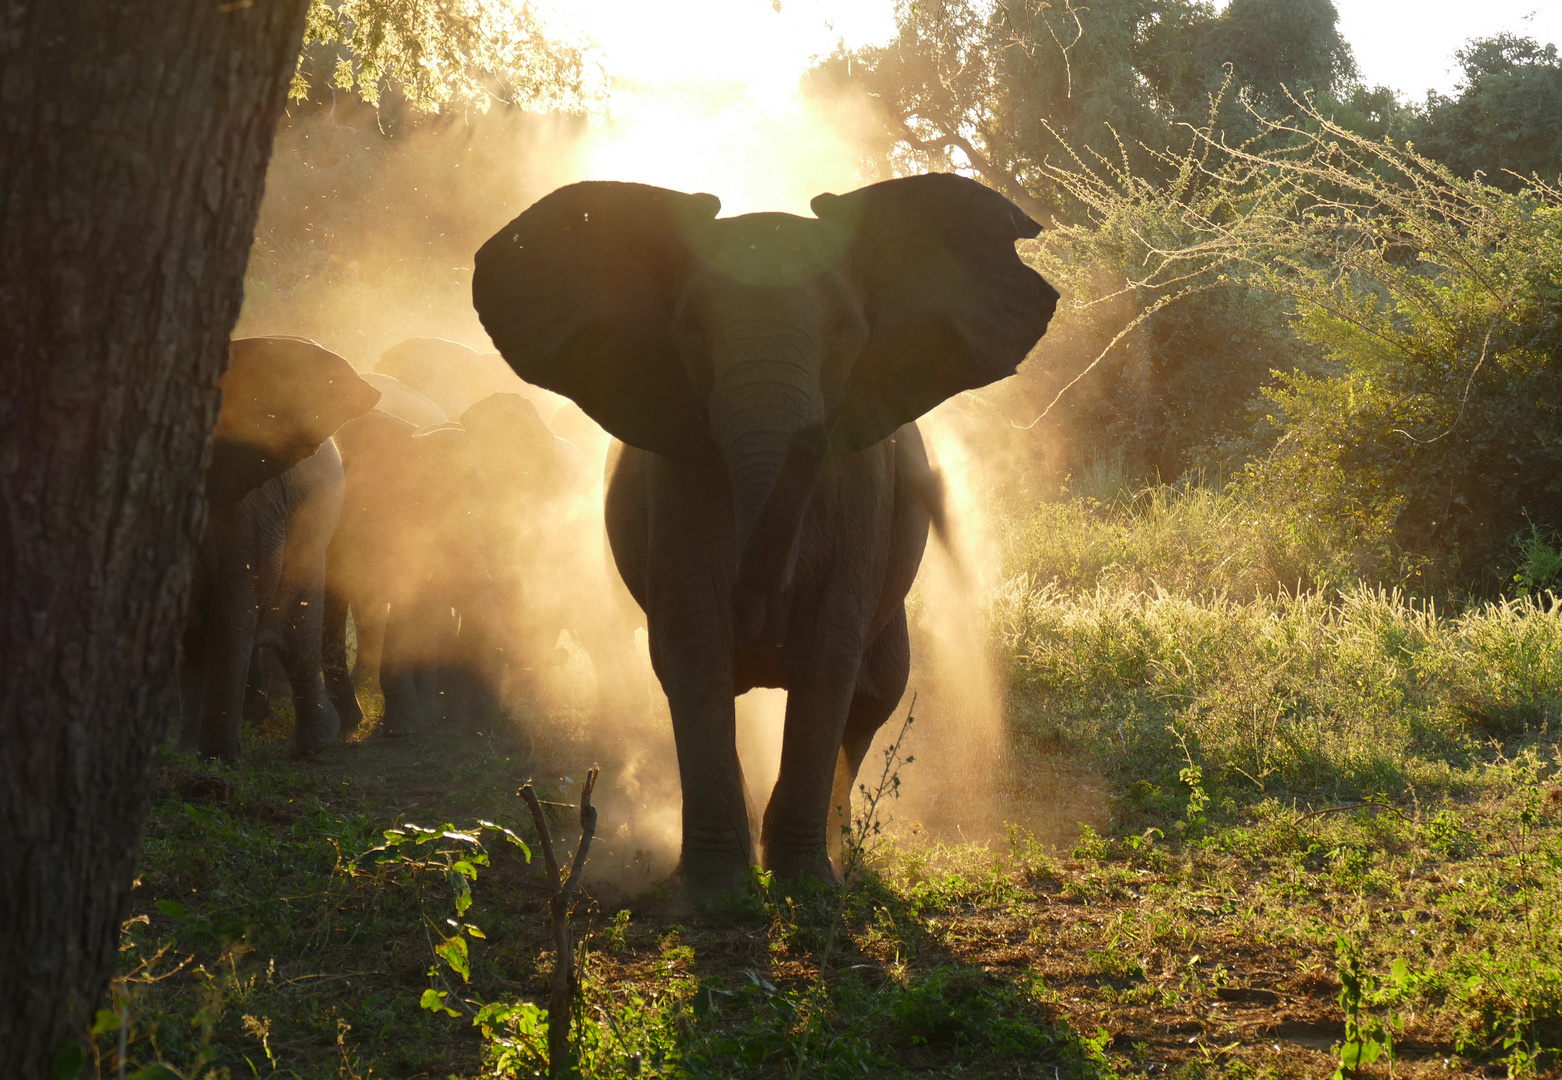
left=238, top=50, right=1105, bottom=884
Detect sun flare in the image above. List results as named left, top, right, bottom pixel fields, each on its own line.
left=545, top=0, right=896, bottom=213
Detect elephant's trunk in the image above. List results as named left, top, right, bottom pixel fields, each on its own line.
left=734, top=424, right=827, bottom=595
left=708, top=335, right=827, bottom=603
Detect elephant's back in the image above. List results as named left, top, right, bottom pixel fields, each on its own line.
left=359, top=373, right=449, bottom=429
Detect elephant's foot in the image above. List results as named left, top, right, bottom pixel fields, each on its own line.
left=379, top=682, right=438, bottom=737
left=327, top=682, right=365, bottom=734
left=762, top=810, right=841, bottom=887
left=292, top=699, right=342, bottom=757
left=763, top=845, right=841, bottom=890
left=671, top=856, right=755, bottom=907
left=197, top=738, right=242, bottom=763
left=672, top=822, right=757, bottom=905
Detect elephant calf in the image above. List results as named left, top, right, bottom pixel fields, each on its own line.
left=179, top=337, right=379, bottom=761
left=473, top=173, right=1058, bottom=895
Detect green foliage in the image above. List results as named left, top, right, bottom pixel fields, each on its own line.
left=1412, top=34, right=1562, bottom=190
left=1331, top=937, right=1411, bottom=1078
left=294, top=0, right=597, bottom=114
left=1232, top=135, right=1562, bottom=586
left=1514, top=526, right=1562, bottom=594
left=890, top=966, right=1063, bottom=1055
left=1028, top=91, right=1562, bottom=588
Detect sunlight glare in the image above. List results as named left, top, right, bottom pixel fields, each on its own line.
left=547, top=0, right=896, bottom=214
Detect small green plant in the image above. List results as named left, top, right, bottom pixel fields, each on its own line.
left=1332, top=935, right=1411, bottom=1079
left=354, top=819, right=531, bottom=1023
left=1172, top=727, right=1211, bottom=840
left=1513, top=525, right=1562, bottom=595
left=1071, top=824, right=1110, bottom=861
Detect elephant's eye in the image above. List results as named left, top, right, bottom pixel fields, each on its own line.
left=833, top=313, right=867, bottom=351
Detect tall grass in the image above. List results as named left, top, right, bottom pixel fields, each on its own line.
left=995, top=482, right=1562, bottom=809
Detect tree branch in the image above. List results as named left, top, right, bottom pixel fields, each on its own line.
left=889, top=114, right=1051, bottom=223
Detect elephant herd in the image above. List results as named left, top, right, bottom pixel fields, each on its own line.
left=179, top=172, right=1057, bottom=893
left=178, top=335, right=634, bottom=762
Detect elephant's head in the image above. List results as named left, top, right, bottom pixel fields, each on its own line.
left=460, top=392, right=567, bottom=498
left=471, top=174, right=1057, bottom=602
left=208, top=337, right=380, bottom=505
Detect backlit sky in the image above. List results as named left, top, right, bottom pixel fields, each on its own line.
left=1305, top=0, right=1560, bottom=98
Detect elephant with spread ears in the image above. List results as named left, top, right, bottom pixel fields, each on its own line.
left=472, top=173, right=1057, bottom=897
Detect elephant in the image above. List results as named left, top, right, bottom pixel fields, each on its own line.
left=359, top=371, right=450, bottom=429
left=179, top=336, right=380, bottom=761
left=471, top=173, right=1057, bottom=894
left=376, top=336, right=559, bottom=421
left=459, top=391, right=645, bottom=715
left=324, top=409, right=510, bottom=736
left=547, top=400, right=611, bottom=464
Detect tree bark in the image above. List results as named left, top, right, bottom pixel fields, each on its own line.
left=0, top=3, right=309, bottom=1074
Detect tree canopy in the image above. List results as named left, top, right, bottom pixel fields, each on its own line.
left=293, top=0, right=599, bottom=115
left=810, top=0, right=1356, bottom=219
left=1413, top=34, right=1562, bottom=189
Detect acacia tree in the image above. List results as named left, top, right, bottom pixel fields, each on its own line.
left=0, top=4, right=588, bottom=1075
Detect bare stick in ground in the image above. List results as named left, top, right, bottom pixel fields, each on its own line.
left=519, top=766, right=600, bottom=1080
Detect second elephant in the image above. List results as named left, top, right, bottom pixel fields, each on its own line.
left=180, top=337, right=379, bottom=761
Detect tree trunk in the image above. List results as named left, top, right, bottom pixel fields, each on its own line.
left=0, top=4, right=309, bottom=1075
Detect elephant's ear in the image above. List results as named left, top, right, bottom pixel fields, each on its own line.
left=472, top=181, right=721, bottom=462
left=811, top=173, right=1059, bottom=453
left=208, top=337, right=380, bottom=504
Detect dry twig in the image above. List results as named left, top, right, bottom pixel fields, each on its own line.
left=519, top=766, right=599, bottom=1080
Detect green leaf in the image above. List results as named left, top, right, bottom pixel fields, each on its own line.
left=464, top=923, right=486, bottom=939
left=1390, top=957, right=1410, bottom=989
left=691, top=985, right=733, bottom=1020
left=90, top=1009, right=122, bottom=1035
left=436, top=934, right=471, bottom=981
left=52, top=1039, right=85, bottom=1080
left=126, top=1067, right=184, bottom=1080
left=155, top=899, right=190, bottom=920
left=420, top=988, right=461, bottom=1018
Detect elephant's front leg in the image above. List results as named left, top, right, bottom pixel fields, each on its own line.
left=638, top=455, right=754, bottom=897
left=761, top=636, right=866, bottom=885
left=379, top=595, right=445, bottom=735
left=196, top=514, right=268, bottom=762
